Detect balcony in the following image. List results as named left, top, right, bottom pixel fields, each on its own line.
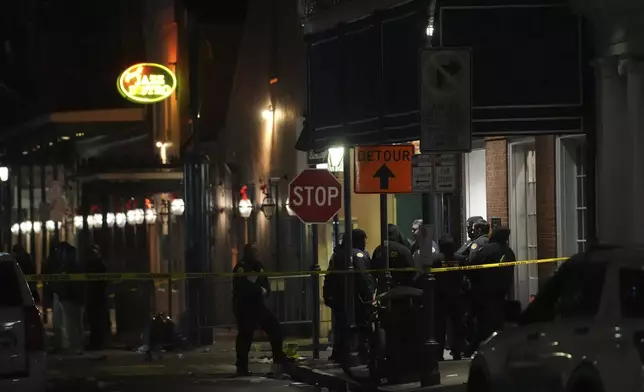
left=300, top=0, right=412, bottom=34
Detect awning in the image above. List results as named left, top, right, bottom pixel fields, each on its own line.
left=296, top=0, right=588, bottom=151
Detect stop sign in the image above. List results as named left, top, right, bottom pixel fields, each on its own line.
left=288, top=169, right=342, bottom=224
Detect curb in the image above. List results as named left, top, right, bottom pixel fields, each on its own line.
left=286, top=364, right=467, bottom=392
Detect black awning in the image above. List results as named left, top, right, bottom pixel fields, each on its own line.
left=297, top=0, right=589, bottom=151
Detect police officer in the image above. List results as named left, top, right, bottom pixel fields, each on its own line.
left=232, top=244, right=288, bottom=376
left=455, top=216, right=486, bottom=261
left=323, top=229, right=374, bottom=364
left=372, top=224, right=417, bottom=378
left=372, top=224, right=415, bottom=288
left=432, top=234, right=465, bottom=361
left=468, top=226, right=516, bottom=351
left=457, top=217, right=490, bottom=357
left=410, top=219, right=438, bottom=257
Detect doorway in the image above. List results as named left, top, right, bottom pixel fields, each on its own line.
left=509, top=140, right=538, bottom=308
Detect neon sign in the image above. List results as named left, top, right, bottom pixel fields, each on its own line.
left=117, top=63, right=177, bottom=104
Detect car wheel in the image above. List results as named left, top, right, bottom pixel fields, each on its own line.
left=570, top=379, right=605, bottom=392
left=467, top=367, right=491, bottom=392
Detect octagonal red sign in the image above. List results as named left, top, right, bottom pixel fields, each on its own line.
left=288, top=169, right=342, bottom=224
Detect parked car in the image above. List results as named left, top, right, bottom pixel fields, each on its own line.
left=0, top=253, right=46, bottom=392
left=468, top=246, right=644, bottom=392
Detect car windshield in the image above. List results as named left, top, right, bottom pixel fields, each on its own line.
left=0, top=262, right=23, bottom=307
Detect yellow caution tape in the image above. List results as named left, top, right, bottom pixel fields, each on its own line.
left=23, top=257, right=567, bottom=282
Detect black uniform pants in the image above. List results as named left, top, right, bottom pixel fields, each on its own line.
left=331, top=306, right=348, bottom=361
left=87, top=301, right=109, bottom=350
left=470, top=293, right=505, bottom=352
left=234, top=303, right=286, bottom=370
left=435, top=294, right=465, bottom=358
left=330, top=304, right=369, bottom=363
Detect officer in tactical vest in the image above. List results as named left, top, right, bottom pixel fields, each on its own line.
left=232, top=243, right=288, bottom=376
left=372, top=224, right=415, bottom=288
left=323, top=229, right=374, bottom=364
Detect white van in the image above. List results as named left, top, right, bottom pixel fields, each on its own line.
left=0, top=253, right=46, bottom=392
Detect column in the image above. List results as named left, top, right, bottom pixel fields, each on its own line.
left=628, top=60, right=644, bottom=241
left=595, top=57, right=631, bottom=244
left=183, top=154, right=213, bottom=345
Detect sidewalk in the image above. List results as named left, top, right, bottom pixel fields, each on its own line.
left=47, top=338, right=330, bottom=380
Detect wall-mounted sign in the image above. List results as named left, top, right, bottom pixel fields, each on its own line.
left=117, top=63, right=177, bottom=104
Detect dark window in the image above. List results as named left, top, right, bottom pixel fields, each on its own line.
left=0, top=262, right=23, bottom=307
left=521, top=259, right=606, bottom=324
left=619, top=268, right=644, bottom=318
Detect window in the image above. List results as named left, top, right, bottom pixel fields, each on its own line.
left=526, top=150, right=538, bottom=262
left=620, top=268, right=644, bottom=318
left=575, top=145, right=587, bottom=253
left=521, top=258, right=606, bottom=324
left=0, top=263, right=23, bottom=307
left=557, top=136, right=587, bottom=258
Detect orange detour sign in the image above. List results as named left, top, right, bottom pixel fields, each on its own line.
left=354, top=145, right=414, bottom=194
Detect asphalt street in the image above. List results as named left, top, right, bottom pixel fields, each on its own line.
left=48, top=374, right=321, bottom=392
left=45, top=349, right=468, bottom=392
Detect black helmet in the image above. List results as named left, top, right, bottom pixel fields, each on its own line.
left=466, top=216, right=484, bottom=239
left=471, top=219, right=490, bottom=238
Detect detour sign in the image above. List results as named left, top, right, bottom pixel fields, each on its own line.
left=354, top=145, right=414, bottom=194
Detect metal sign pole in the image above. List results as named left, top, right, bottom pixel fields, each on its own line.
left=311, top=223, right=320, bottom=359
left=342, top=147, right=355, bottom=326
left=380, top=194, right=389, bottom=292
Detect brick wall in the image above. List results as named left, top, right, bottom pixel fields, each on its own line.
left=535, top=135, right=557, bottom=286
left=485, top=138, right=509, bottom=225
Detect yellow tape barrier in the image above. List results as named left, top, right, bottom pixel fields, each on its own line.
left=24, top=257, right=567, bottom=282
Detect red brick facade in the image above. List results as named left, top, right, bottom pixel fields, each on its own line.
left=535, top=135, right=558, bottom=285
left=485, top=138, right=509, bottom=225
left=483, top=136, right=557, bottom=286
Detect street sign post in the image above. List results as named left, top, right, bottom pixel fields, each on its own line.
left=288, top=169, right=342, bottom=224
left=433, top=153, right=457, bottom=192
left=354, top=145, right=414, bottom=194
left=412, top=154, right=433, bottom=193
left=421, top=48, right=472, bottom=152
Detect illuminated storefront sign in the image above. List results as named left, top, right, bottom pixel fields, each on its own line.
left=117, top=63, right=177, bottom=104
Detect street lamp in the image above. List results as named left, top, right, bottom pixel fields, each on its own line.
left=115, top=212, right=127, bottom=228
left=126, top=210, right=136, bottom=225
left=93, top=213, right=103, bottom=228
left=20, top=221, right=32, bottom=234
left=238, top=198, right=253, bottom=219
left=86, top=215, right=95, bottom=229
left=46, top=220, right=56, bottom=232
left=106, top=213, right=115, bottom=228
left=74, top=215, right=84, bottom=229
left=170, top=198, right=185, bottom=216
left=11, top=223, right=19, bottom=235
left=260, top=196, right=277, bottom=219
left=0, top=167, right=8, bottom=182
left=134, top=209, right=145, bottom=225
left=145, top=208, right=157, bottom=224
left=33, top=221, right=42, bottom=234
left=328, top=147, right=344, bottom=172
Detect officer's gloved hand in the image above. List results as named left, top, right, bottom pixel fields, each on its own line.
left=261, top=287, right=268, bottom=297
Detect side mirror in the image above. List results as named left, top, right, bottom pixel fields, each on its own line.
left=504, top=300, right=522, bottom=325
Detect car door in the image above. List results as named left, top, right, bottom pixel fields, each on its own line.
left=504, top=266, right=568, bottom=392
left=504, top=257, right=608, bottom=392
left=542, top=260, right=608, bottom=389
left=0, top=261, right=28, bottom=379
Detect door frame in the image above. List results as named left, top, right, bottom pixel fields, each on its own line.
left=508, top=137, right=536, bottom=307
